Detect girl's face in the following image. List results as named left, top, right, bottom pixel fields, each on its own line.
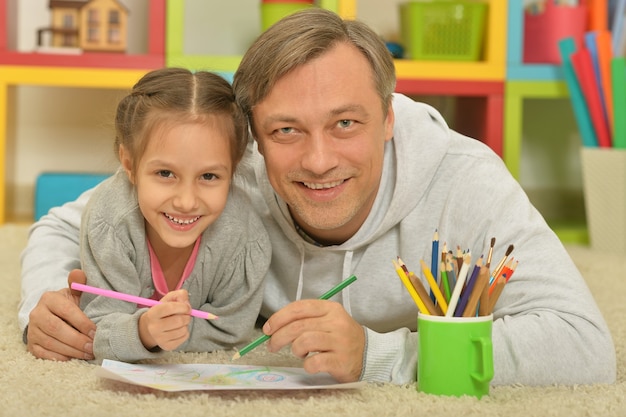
left=121, top=117, right=233, bottom=253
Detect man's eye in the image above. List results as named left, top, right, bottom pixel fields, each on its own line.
left=279, top=127, right=293, bottom=134
left=338, top=119, right=353, bottom=128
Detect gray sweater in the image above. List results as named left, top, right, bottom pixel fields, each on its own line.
left=79, top=170, right=270, bottom=363
left=241, top=93, right=616, bottom=385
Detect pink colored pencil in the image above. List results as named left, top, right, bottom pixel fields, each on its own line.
left=71, top=282, right=218, bottom=320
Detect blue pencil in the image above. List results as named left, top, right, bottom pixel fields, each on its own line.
left=430, top=229, right=439, bottom=302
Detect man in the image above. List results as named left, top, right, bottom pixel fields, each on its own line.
left=19, top=9, right=616, bottom=385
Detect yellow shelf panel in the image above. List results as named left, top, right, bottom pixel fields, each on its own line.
left=0, top=66, right=150, bottom=223
left=395, top=59, right=505, bottom=81
left=0, top=66, right=149, bottom=89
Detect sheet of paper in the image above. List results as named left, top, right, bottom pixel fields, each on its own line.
left=96, top=359, right=366, bottom=392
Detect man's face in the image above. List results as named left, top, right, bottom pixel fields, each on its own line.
left=252, top=42, right=394, bottom=245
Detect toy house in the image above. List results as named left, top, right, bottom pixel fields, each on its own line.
left=37, top=0, right=129, bottom=53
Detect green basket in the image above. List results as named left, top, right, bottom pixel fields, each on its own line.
left=400, top=1, right=488, bottom=61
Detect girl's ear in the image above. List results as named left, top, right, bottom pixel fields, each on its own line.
left=119, top=145, right=135, bottom=184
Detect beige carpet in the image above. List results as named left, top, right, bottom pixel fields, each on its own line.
left=1, top=223, right=624, bottom=417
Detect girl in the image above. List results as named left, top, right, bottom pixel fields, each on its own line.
left=79, top=68, right=270, bottom=363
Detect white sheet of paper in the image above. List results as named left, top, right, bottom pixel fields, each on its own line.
left=96, top=359, right=366, bottom=392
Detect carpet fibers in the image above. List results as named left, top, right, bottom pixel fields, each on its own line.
left=1, top=224, right=624, bottom=416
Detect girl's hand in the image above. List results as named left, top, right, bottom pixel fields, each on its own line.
left=138, top=289, right=192, bottom=351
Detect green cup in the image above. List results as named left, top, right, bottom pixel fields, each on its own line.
left=417, top=313, right=493, bottom=398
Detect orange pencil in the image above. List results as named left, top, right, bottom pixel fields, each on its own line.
left=588, top=0, right=608, bottom=31
left=596, top=30, right=614, bottom=136
left=486, top=276, right=507, bottom=315
left=489, top=258, right=515, bottom=295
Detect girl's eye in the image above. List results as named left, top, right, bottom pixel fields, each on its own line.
left=158, top=170, right=174, bottom=178
left=202, top=173, right=217, bottom=181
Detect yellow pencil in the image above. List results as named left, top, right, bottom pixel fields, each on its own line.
left=393, top=259, right=430, bottom=315
left=398, top=257, right=440, bottom=315
left=420, top=259, right=448, bottom=315
left=408, top=271, right=442, bottom=316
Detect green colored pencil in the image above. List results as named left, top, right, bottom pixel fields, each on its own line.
left=231, top=275, right=357, bottom=360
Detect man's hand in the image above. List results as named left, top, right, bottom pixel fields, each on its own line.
left=26, top=269, right=96, bottom=361
left=262, top=300, right=365, bottom=382
left=138, top=289, right=192, bottom=351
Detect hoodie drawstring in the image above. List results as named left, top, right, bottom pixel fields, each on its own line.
left=295, top=245, right=305, bottom=301
left=342, top=250, right=354, bottom=315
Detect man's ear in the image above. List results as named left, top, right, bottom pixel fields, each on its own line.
left=118, top=145, right=135, bottom=184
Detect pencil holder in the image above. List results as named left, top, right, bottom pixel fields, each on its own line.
left=523, top=1, right=587, bottom=64
left=580, top=147, right=626, bottom=255
left=399, top=1, right=488, bottom=61
left=417, top=313, right=493, bottom=398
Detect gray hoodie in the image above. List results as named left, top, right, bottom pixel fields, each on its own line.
left=79, top=170, right=270, bottom=363
left=239, top=93, right=616, bottom=385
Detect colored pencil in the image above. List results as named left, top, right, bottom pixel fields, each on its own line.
left=612, top=57, right=626, bottom=148
left=594, top=30, right=614, bottom=136
left=70, top=282, right=218, bottom=320
left=572, top=47, right=612, bottom=147
left=559, top=37, right=599, bottom=147
left=454, top=255, right=483, bottom=317
left=409, top=270, right=443, bottom=316
left=393, top=259, right=430, bottom=315
left=489, top=244, right=514, bottom=285
left=455, top=245, right=464, bottom=273
left=397, top=257, right=441, bottom=315
left=486, top=276, right=507, bottom=315
left=445, top=252, right=471, bottom=317
left=478, top=267, right=492, bottom=317
left=420, top=259, right=448, bottom=315
left=231, top=275, right=358, bottom=360
left=441, top=260, right=451, bottom=302
left=445, top=256, right=457, bottom=291
left=430, top=230, right=439, bottom=302
left=462, top=265, right=490, bottom=317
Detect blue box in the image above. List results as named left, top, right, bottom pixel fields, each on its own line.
left=34, top=172, right=111, bottom=220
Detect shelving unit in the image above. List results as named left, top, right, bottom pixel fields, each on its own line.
left=0, top=0, right=167, bottom=223
left=0, top=0, right=591, bottom=244
left=350, top=0, right=506, bottom=157
left=165, top=0, right=341, bottom=75
left=504, top=0, right=588, bottom=243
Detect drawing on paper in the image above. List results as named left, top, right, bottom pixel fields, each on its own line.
left=96, top=359, right=365, bottom=392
